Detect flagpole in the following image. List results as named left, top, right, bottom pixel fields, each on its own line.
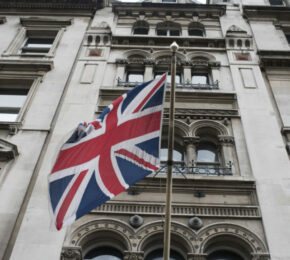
left=163, top=41, right=179, bottom=260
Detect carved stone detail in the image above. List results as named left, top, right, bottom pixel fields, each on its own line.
left=0, top=138, right=18, bottom=161
left=61, top=247, right=82, bottom=260
left=226, top=25, right=248, bottom=36
left=183, top=136, right=200, bottom=145
left=116, top=58, right=128, bottom=65
left=124, top=251, right=144, bottom=260
left=218, top=135, right=235, bottom=145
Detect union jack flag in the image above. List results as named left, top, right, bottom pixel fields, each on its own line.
left=49, top=74, right=167, bottom=230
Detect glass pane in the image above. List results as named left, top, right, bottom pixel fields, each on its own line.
left=155, top=74, right=180, bottom=84
left=188, top=29, right=203, bottom=37
left=25, top=38, right=54, bottom=48
left=0, top=95, right=27, bottom=108
left=0, top=113, right=18, bottom=122
left=197, top=148, right=218, bottom=163
left=207, top=250, right=244, bottom=260
left=162, top=0, right=177, bottom=2
left=128, top=73, right=144, bottom=82
left=84, top=247, right=122, bottom=260
left=169, top=30, right=180, bottom=36
left=157, top=29, right=167, bottom=36
left=134, top=28, right=148, bottom=35
left=192, top=75, right=208, bottom=85
left=145, top=249, right=184, bottom=260
left=269, top=0, right=283, bottom=5
left=161, top=148, right=183, bottom=161
left=286, top=34, right=290, bottom=44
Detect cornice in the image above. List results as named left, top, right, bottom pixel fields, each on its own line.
left=243, top=5, right=290, bottom=21
left=20, top=17, right=72, bottom=27
left=258, top=50, right=290, bottom=68
left=112, top=2, right=226, bottom=18
left=0, top=59, right=53, bottom=72
left=0, top=0, right=103, bottom=16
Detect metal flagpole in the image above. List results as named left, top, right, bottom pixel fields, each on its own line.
left=163, top=41, right=179, bottom=260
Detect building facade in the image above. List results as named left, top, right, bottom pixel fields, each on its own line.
left=0, top=0, right=290, bottom=259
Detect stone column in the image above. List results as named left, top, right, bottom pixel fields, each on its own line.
left=124, top=251, right=144, bottom=260
left=209, top=61, right=221, bottom=88
left=144, top=59, right=155, bottom=81
left=218, top=135, right=235, bottom=174
left=183, top=136, right=200, bottom=167
left=61, top=246, right=82, bottom=260
left=183, top=66, right=192, bottom=84
left=115, top=58, right=128, bottom=85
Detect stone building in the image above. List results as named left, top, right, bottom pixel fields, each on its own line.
left=0, top=0, right=290, bottom=259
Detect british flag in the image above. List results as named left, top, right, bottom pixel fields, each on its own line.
left=49, top=74, right=167, bottom=230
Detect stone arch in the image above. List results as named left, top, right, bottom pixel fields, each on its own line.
left=136, top=221, right=196, bottom=255
left=197, top=223, right=268, bottom=256
left=187, top=51, right=216, bottom=62
left=132, top=20, right=149, bottom=34
left=123, top=49, right=151, bottom=60
left=163, top=119, right=189, bottom=138
left=188, top=21, right=205, bottom=36
left=69, top=218, right=134, bottom=254
left=153, top=50, right=186, bottom=63
left=190, top=120, right=229, bottom=137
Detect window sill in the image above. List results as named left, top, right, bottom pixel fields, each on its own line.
left=0, top=58, right=54, bottom=72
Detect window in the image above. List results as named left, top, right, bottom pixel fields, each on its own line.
left=156, top=22, right=181, bottom=36
left=127, top=72, right=144, bottom=83
left=145, top=249, right=184, bottom=260
left=84, top=247, right=123, bottom=260
left=207, top=250, right=244, bottom=260
left=0, top=79, right=32, bottom=122
left=155, top=73, right=181, bottom=84
left=188, top=22, right=205, bottom=37
left=286, top=33, right=290, bottom=44
left=197, top=142, right=219, bottom=164
left=133, top=21, right=149, bottom=35
left=162, top=0, right=177, bottom=3
left=192, top=74, right=209, bottom=85
left=269, top=0, right=284, bottom=5
left=20, top=30, right=57, bottom=54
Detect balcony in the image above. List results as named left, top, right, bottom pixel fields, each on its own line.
left=156, top=161, right=232, bottom=176
left=117, top=78, right=219, bottom=90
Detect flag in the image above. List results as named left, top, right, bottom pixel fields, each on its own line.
left=49, top=74, right=167, bottom=230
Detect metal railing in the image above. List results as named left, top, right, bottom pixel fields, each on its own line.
left=117, top=78, right=219, bottom=90
left=156, top=161, right=232, bottom=176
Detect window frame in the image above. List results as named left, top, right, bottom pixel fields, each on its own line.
left=156, top=22, right=181, bottom=37
left=269, top=0, right=285, bottom=5
left=0, top=75, right=40, bottom=124
left=3, top=27, right=65, bottom=58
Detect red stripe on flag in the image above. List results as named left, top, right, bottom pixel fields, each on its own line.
left=56, top=170, right=88, bottom=230
left=115, top=149, right=159, bottom=171
left=133, top=74, right=166, bottom=113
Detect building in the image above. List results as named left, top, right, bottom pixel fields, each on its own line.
left=0, top=0, right=290, bottom=259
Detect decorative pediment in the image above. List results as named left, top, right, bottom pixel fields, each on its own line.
left=226, top=25, right=248, bottom=36
left=0, top=139, right=18, bottom=162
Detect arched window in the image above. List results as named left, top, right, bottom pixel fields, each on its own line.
left=207, top=250, right=244, bottom=260
left=84, top=246, right=123, bottom=260
left=197, top=142, right=219, bottom=164
left=188, top=22, right=205, bottom=37
left=145, top=249, right=184, bottom=260
left=191, top=56, right=213, bottom=88
left=156, top=21, right=181, bottom=36
left=133, top=21, right=149, bottom=35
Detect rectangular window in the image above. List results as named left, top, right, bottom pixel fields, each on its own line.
left=155, top=73, right=181, bottom=84
left=269, top=0, right=284, bottom=5
left=157, top=29, right=167, bottom=36
left=127, top=72, right=144, bottom=83
left=286, top=34, right=290, bottom=44
left=169, top=29, right=180, bottom=36
left=20, top=30, right=57, bottom=54
left=162, top=0, right=177, bottom=2
left=0, top=79, right=32, bottom=122
left=192, top=74, right=209, bottom=85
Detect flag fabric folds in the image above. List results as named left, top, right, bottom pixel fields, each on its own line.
left=49, top=74, right=167, bottom=230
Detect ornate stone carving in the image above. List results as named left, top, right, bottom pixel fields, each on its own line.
left=61, top=247, right=82, bottom=260
left=183, top=136, right=200, bottom=145
left=116, top=58, right=128, bottom=65
left=0, top=138, right=18, bottom=161
left=124, top=251, right=144, bottom=260
left=226, top=25, right=248, bottom=36
left=218, top=135, right=235, bottom=145
left=129, top=215, right=144, bottom=228
left=189, top=217, right=203, bottom=231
